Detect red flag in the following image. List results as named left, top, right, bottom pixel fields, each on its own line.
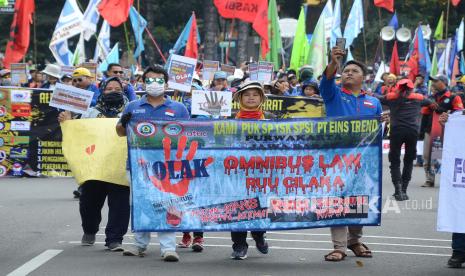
left=390, top=41, right=400, bottom=76
left=406, top=35, right=419, bottom=81
left=214, top=0, right=269, bottom=58
left=98, top=0, right=133, bottom=27
left=3, top=0, right=35, bottom=68
left=374, top=0, right=394, bottom=12
left=184, top=12, right=198, bottom=59
left=452, top=0, right=461, bottom=6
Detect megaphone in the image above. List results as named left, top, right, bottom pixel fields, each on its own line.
left=396, top=26, right=412, bottom=42
left=380, top=26, right=396, bottom=41
left=421, top=24, right=432, bottom=40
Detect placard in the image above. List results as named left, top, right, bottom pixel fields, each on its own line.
left=49, top=83, right=94, bottom=114
left=167, top=54, right=197, bottom=92
left=191, top=90, right=232, bottom=116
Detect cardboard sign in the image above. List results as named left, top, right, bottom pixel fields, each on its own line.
left=49, top=83, right=94, bottom=114
left=257, top=61, right=274, bottom=83
left=202, top=60, right=219, bottom=81
left=60, top=66, right=75, bottom=77
left=221, top=64, right=235, bottom=77
left=248, top=63, right=258, bottom=81
left=167, top=54, right=197, bottom=92
left=191, top=90, right=232, bottom=116
left=10, top=63, right=28, bottom=85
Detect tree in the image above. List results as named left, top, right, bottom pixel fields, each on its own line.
left=203, top=0, right=218, bottom=61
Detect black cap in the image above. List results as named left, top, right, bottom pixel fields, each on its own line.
left=342, top=60, right=367, bottom=76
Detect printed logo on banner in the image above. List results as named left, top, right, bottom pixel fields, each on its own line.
left=0, top=165, right=7, bottom=177
left=135, top=122, right=157, bottom=137
left=9, top=147, right=28, bottom=159
left=0, top=91, right=5, bottom=100
left=10, top=90, right=31, bottom=103
left=2, top=136, right=30, bottom=145
left=0, top=122, right=4, bottom=130
left=11, top=103, right=32, bottom=117
left=0, top=137, right=4, bottom=146
left=0, top=150, right=6, bottom=162
left=453, top=157, right=465, bottom=187
left=0, top=106, right=6, bottom=117
left=11, top=163, right=23, bottom=176
left=10, top=121, right=31, bottom=131
left=85, top=144, right=96, bottom=155
left=162, top=123, right=184, bottom=136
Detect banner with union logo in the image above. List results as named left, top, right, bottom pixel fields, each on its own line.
left=128, top=116, right=383, bottom=232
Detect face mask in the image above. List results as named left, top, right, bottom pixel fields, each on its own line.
left=146, top=82, right=165, bottom=97
left=102, top=92, right=124, bottom=107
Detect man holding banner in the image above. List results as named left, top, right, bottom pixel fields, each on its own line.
left=117, top=65, right=189, bottom=262
left=319, top=47, right=383, bottom=262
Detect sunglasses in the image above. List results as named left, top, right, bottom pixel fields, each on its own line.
left=112, top=71, right=124, bottom=75
left=145, top=77, right=165, bottom=85
left=72, top=78, right=83, bottom=83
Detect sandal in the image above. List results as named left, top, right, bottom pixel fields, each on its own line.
left=324, top=250, right=347, bottom=262
left=348, top=243, right=372, bottom=258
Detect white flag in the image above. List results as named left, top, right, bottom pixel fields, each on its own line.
left=94, top=20, right=111, bottom=62
left=82, top=0, right=101, bottom=41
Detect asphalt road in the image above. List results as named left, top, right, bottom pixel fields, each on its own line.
left=1, top=157, right=463, bottom=276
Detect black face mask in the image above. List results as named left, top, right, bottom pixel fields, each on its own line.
left=102, top=92, right=124, bottom=107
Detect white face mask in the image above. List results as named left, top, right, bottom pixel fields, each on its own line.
left=146, top=82, right=165, bottom=97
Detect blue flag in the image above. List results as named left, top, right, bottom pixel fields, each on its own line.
left=388, top=12, right=399, bottom=30
left=129, top=7, right=147, bottom=59
left=172, top=13, right=201, bottom=54
left=331, top=0, right=342, bottom=48
left=99, top=43, right=119, bottom=72
left=343, top=0, right=364, bottom=48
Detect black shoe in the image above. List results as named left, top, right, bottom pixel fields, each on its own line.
left=231, top=246, right=248, bottom=260
left=254, top=236, right=269, bottom=254
left=448, top=251, right=465, bottom=268
left=401, top=182, right=409, bottom=200
left=73, top=190, right=81, bottom=198
left=393, top=183, right=404, bottom=201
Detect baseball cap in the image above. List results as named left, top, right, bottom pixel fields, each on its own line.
left=429, top=74, right=449, bottom=85
left=457, top=75, right=465, bottom=83
left=214, top=71, right=228, bottom=80
left=72, top=67, right=92, bottom=78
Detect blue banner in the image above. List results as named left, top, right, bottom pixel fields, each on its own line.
left=128, top=116, right=382, bottom=232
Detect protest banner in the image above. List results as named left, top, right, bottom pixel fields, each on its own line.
left=10, top=63, right=28, bottom=85
left=249, top=62, right=258, bottom=81
left=61, top=118, right=128, bottom=186
left=257, top=61, right=274, bottom=83
left=0, top=87, right=72, bottom=178
left=127, top=116, right=382, bottom=231
left=221, top=64, right=235, bottom=76
left=202, top=60, right=219, bottom=81
left=437, top=112, right=465, bottom=233
left=49, top=83, right=94, bottom=114
left=191, top=90, right=232, bottom=117
left=167, top=54, right=197, bottom=92
left=80, top=62, right=98, bottom=82
left=60, top=65, right=75, bottom=77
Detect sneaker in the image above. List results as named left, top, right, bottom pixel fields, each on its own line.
left=123, top=245, right=146, bottom=257
left=162, top=251, right=179, bottom=262
left=421, top=181, right=434, bottom=187
left=231, top=246, right=248, bottom=260
left=448, top=251, right=465, bottom=268
left=254, top=236, right=269, bottom=254
left=107, top=242, right=124, bottom=252
left=191, top=237, right=204, bottom=252
left=81, top=234, right=95, bottom=246
left=73, top=190, right=81, bottom=198
left=178, top=233, right=192, bottom=248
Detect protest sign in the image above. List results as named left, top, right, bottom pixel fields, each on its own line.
left=437, top=113, right=465, bottom=233
left=60, top=66, right=75, bottom=77
left=49, top=83, right=94, bottom=114
left=80, top=62, right=98, bottom=82
left=10, top=63, right=28, bottom=85
left=221, top=64, right=235, bottom=76
left=191, top=90, right=232, bottom=116
left=128, top=116, right=382, bottom=232
left=248, top=63, right=258, bottom=81
left=202, top=60, right=219, bottom=81
left=257, top=61, right=274, bottom=83
left=167, top=54, right=197, bottom=92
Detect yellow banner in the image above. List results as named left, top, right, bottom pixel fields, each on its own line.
left=61, top=118, right=128, bottom=186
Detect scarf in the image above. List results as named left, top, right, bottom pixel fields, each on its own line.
left=236, top=109, right=265, bottom=119
left=94, top=95, right=128, bottom=118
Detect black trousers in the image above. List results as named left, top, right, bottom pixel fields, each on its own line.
left=231, top=231, right=265, bottom=250
left=79, top=180, right=130, bottom=246
left=388, top=128, right=418, bottom=185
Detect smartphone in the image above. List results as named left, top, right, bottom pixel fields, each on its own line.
left=336, top=38, right=346, bottom=50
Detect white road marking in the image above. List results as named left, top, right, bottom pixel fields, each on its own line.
left=68, top=241, right=450, bottom=257
left=7, top=249, right=63, bottom=276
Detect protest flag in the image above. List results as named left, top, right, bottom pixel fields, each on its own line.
left=214, top=0, right=269, bottom=58
left=3, top=0, right=35, bottom=68
left=321, top=0, right=333, bottom=42
left=184, top=12, right=199, bottom=59
left=330, top=0, right=342, bottom=48
left=0, top=0, right=8, bottom=7
left=434, top=12, right=444, bottom=40
left=452, top=0, right=461, bottom=6
left=289, top=7, right=309, bottom=72
left=266, top=0, right=283, bottom=70
left=437, top=38, right=452, bottom=76
left=129, top=6, right=147, bottom=59
left=406, top=27, right=431, bottom=81
left=374, top=0, right=394, bottom=13
left=94, top=20, right=111, bottom=62
left=343, top=0, right=364, bottom=48
left=82, top=0, right=100, bottom=41
left=72, top=33, right=86, bottom=66
left=390, top=41, right=400, bottom=75
left=388, top=12, right=399, bottom=30
left=98, top=0, right=133, bottom=27
left=307, top=15, right=327, bottom=78
left=99, top=43, right=119, bottom=72
left=171, top=13, right=201, bottom=55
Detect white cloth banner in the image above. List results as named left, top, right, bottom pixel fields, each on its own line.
left=437, top=113, right=465, bottom=233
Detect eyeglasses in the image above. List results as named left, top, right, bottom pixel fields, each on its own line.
left=72, top=78, right=83, bottom=83
left=112, top=71, right=124, bottom=75
left=145, top=77, right=165, bottom=84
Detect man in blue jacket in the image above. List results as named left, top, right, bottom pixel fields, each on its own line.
left=319, top=46, right=383, bottom=262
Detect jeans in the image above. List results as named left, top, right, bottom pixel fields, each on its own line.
left=389, top=128, right=418, bottom=185
left=452, top=233, right=465, bottom=253
left=134, top=232, right=177, bottom=255
left=79, top=180, right=130, bottom=246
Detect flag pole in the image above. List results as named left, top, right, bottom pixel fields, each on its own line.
left=137, top=0, right=142, bottom=67
left=144, top=28, right=167, bottom=63
left=377, top=8, right=385, bottom=61
left=123, top=22, right=134, bottom=65
left=225, top=19, right=235, bottom=64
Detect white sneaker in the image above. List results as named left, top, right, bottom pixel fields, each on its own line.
left=162, top=251, right=179, bottom=262
left=123, top=245, right=146, bottom=257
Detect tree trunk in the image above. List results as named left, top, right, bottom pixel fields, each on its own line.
left=203, top=0, right=219, bottom=61
left=236, top=21, right=250, bottom=64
